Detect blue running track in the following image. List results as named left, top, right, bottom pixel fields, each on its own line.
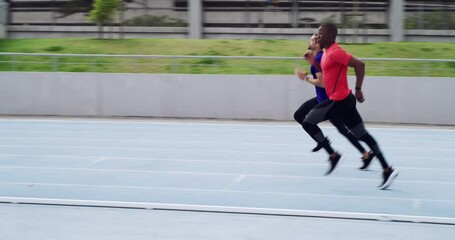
left=0, top=117, right=454, bottom=240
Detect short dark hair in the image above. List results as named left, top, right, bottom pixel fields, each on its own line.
left=321, top=23, right=338, bottom=37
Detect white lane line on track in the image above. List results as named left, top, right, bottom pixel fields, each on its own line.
left=1, top=196, right=454, bottom=225
left=0, top=131, right=454, bottom=145
left=1, top=166, right=455, bottom=185
left=234, top=175, right=247, bottom=183
left=1, top=118, right=455, bottom=131
left=0, top=153, right=455, bottom=171
left=87, top=157, right=108, bottom=166
left=1, top=185, right=455, bottom=204
left=1, top=152, right=454, bottom=162
left=225, top=174, right=247, bottom=190
left=1, top=144, right=455, bottom=157
left=3, top=195, right=455, bottom=225
left=0, top=145, right=320, bottom=155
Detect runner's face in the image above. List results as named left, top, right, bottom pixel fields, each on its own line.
left=317, top=27, right=329, bottom=48
left=307, top=35, right=317, bottom=50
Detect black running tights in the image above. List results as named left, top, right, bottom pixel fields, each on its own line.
left=294, top=97, right=366, bottom=155
left=301, top=94, right=390, bottom=169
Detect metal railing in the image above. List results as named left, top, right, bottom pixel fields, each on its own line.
left=1, top=52, right=454, bottom=77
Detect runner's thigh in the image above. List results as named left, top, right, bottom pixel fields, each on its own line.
left=303, top=99, right=335, bottom=125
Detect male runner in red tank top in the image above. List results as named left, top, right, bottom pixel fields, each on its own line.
left=302, top=23, right=398, bottom=190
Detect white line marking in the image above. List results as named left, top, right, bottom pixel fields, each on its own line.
left=0, top=197, right=454, bottom=225
left=0, top=181, right=292, bottom=195
left=0, top=166, right=430, bottom=184
left=1, top=183, right=454, bottom=204
left=0, top=138, right=329, bottom=148
left=88, top=157, right=108, bottom=166
left=0, top=129, right=453, bottom=143
left=5, top=166, right=351, bottom=179
left=0, top=154, right=99, bottom=159
left=1, top=154, right=455, bottom=174
left=234, top=175, right=247, bottom=183
left=0, top=144, right=321, bottom=155
left=1, top=117, right=455, bottom=131
left=225, top=175, right=247, bottom=190
left=0, top=152, right=454, bottom=163
left=1, top=144, right=455, bottom=157
left=0, top=134, right=454, bottom=144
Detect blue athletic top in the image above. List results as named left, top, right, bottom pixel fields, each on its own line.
left=311, top=51, right=328, bottom=103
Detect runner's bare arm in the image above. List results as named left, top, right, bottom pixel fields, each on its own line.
left=295, top=69, right=324, bottom=88
left=348, top=56, right=365, bottom=103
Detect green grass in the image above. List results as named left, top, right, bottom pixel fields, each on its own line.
left=0, top=38, right=454, bottom=76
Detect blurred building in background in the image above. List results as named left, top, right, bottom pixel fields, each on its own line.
left=3, top=0, right=455, bottom=42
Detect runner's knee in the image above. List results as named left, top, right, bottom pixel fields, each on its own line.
left=294, top=111, right=303, bottom=124
left=335, top=125, right=349, bottom=136
left=350, top=123, right=367, bottom=139
left=301, top=121, right=313, bottom=130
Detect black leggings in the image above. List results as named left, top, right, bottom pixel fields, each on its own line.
left=294, top=97, right=365, bottom=154
left=300, top=93, right=389, bottom=169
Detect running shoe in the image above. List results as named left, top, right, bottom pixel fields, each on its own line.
left=326, top=152, right=342, bottom=175
left=359, top=151, right=375, bottom=170
left=378, top=167, right=399, bottom=190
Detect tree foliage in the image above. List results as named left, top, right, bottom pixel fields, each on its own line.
left=88, top=0, right=121, bottom=25
left=88, top=0, right=121, bottom=38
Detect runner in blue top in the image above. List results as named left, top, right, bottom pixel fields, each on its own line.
left=294, top=33, right=374, bottom=170
left=311, top=50, right=327, bottom=103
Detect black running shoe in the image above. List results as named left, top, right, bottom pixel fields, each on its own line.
left=312, top=138, right=330, bottom=152
left=359, top=151, right=375, bottom=170
left=378, top=167, right=399, bottom=190
left=326, top=152, right=342, bottom=175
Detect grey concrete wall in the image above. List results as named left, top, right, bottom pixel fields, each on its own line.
left=0, top=72, right=454, bottom=125
left=0, top=24, right=5, bottom=38
left=0, top=1, right=7, bottom=38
